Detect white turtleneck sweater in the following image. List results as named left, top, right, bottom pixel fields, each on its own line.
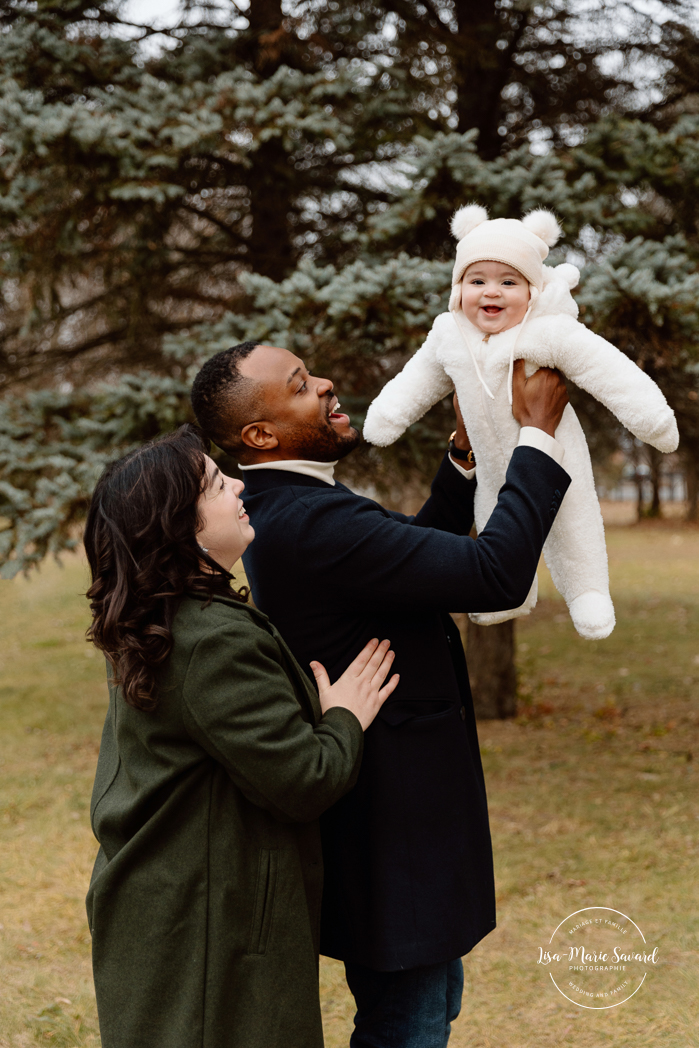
left=238, top=427, right=563, bottom=487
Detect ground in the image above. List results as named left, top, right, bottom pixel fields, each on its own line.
left=0, top=515, right=697, bottom=1046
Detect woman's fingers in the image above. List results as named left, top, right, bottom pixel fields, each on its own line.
left=317, top=640, right=398, bottom=730
left=346, top=638, right=380, bottom=677
left=345, top=639, right=394, bottom=683
left=378, top=673, right=400, bottom=702
left=367, top=646, right=395, bottom=686
left=358, top=638, right=392, bottom=681
left=309, top=660, right=330, bottom=695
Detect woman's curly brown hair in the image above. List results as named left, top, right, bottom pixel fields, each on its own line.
left=84, top=424, right=248, bottom=711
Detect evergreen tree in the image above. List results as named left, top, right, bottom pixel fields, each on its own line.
left=576, top=225, right=699, bottom=517
left=351, top=0, right=699, bottom=158
left=4, top=112, right=698, bottom=578
left=2, top=0, right=698, bottom=388
left=2, top=0, right=698, bottom=717
left=0, top=373, right=191, bottom=576
left=0, top=0, right=419, bottom=385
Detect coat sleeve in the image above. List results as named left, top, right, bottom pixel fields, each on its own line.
left=363, top=315, right=455, bottom=446
left=382, top=452, right=476, bottom=536
left=299, top=446, right=570, bottom=613
left=181, top=620, right=364, bottom=823
left=529, top=314, right=679, bottom=453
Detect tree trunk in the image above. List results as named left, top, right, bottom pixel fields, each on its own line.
left=247, top=0, right=283, bottom=33
left=645, top=445, right=662, bottom=518
left=451, top=0, right=527, bottom=160
left=248, top=139, right=296, bottom=280
left=631, top=442, right=646, bottom=520
left=464, top=619, right=517, bottom=719
left=245, top=0, right=296, bottom=281
left=684, top=448, right=699, bottom=522
left=635, top=472, right=645, bottom=520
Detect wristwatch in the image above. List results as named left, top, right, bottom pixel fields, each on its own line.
left=448, top=430, right=475, bottom=465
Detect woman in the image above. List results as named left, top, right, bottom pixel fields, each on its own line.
left=83, top=424, right=398, bottom=1048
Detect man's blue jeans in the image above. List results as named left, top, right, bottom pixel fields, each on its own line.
left=344, top=958, right=464, bottom=1048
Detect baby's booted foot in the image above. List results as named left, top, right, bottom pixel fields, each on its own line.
left=568, top=591, right=615, bottom=640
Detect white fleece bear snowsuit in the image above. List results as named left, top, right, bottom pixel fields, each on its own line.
left=363, top=206, right=679, bottom=640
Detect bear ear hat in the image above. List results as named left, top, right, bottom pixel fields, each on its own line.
left=521, top=209, right=562, bottom=248
left=554, top=262, right=579, bottom=289
left=451, top=203, right=488, bottom=241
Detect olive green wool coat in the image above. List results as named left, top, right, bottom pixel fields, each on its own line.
left=86, top=593, right=363, bottom=1048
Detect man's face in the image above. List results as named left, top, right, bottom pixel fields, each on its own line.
left=238, top=345, right=361, bottom=462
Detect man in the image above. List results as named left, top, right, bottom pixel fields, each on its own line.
left=191, top=341, right=569, bottom=1047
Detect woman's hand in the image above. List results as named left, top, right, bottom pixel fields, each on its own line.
left=310, top=639, right=399, bottom=731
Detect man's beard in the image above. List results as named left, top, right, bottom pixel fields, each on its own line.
left=290, top=414, right=361, bottom=462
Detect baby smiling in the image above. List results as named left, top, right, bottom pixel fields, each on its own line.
left=460, top=260, right=531, bottom=337
left=363, top=205, right=678, bottom=641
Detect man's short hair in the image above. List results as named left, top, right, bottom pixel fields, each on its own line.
left=190, top=342, right=262, bottom=456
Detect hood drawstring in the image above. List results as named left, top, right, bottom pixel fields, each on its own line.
left=506, top=299, right=535, bottom=406
left=450, top=310, right=496, bottom=400
left=451, top=287, right=539, bottom=406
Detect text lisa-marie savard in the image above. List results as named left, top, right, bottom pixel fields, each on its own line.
left=537, top=946, right=659, bottom=970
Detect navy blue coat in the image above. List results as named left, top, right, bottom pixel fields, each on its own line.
left=242, top=447, right=570, bottom=971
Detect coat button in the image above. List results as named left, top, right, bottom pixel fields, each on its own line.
left=460, top=705, right=466, bottom=721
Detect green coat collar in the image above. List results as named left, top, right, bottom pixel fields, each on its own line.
left=186, top=590, right=322, bottom=724
left=186, top=588, right=269, bottom=621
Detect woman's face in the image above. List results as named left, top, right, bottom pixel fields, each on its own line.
left=196, top=455, right=254, bottom=571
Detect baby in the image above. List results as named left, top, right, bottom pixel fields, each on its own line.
left=363, top=205, right=679, bottom=639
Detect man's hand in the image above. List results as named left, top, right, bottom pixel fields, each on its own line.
left=511, top=359, right=568, bottom=437
left=452, top=392, right=471, bottom=452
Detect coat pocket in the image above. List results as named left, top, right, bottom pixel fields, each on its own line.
left=378, top=698, right=453, bottom=727
left=247, top=848, right=278, bottom=955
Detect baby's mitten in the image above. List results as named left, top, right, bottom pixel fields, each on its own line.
left=363, top=402, right=410, bottom=447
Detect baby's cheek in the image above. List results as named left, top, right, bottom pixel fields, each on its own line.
left=460, top=285, right=479, bottom=321
left=507, top=290, right=531, bottom=326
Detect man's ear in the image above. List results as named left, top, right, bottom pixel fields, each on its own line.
left=241, top=420, right=279, bottom=451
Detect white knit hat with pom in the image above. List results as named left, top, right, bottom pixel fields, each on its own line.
left=449, top=204, right=562, bottom=311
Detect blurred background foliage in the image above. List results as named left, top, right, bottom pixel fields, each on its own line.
left=1, top=0, right=699, bottom=576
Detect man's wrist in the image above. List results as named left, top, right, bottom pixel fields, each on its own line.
left=515, top=416, right=556, bottom=438
left=448, top=430, right=475, bottom=463
left=452, top=429, right=471, bottom=452
left=517, top=426, right=565, bottom=466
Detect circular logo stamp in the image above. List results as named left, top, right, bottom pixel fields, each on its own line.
left=536, top=906, right=659, bottom=1009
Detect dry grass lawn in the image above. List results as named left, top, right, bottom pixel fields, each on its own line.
left=1, top=519, right=698, bottom=1046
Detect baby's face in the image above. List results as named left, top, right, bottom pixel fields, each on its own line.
left=461, top=261, right=530, bottom=334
